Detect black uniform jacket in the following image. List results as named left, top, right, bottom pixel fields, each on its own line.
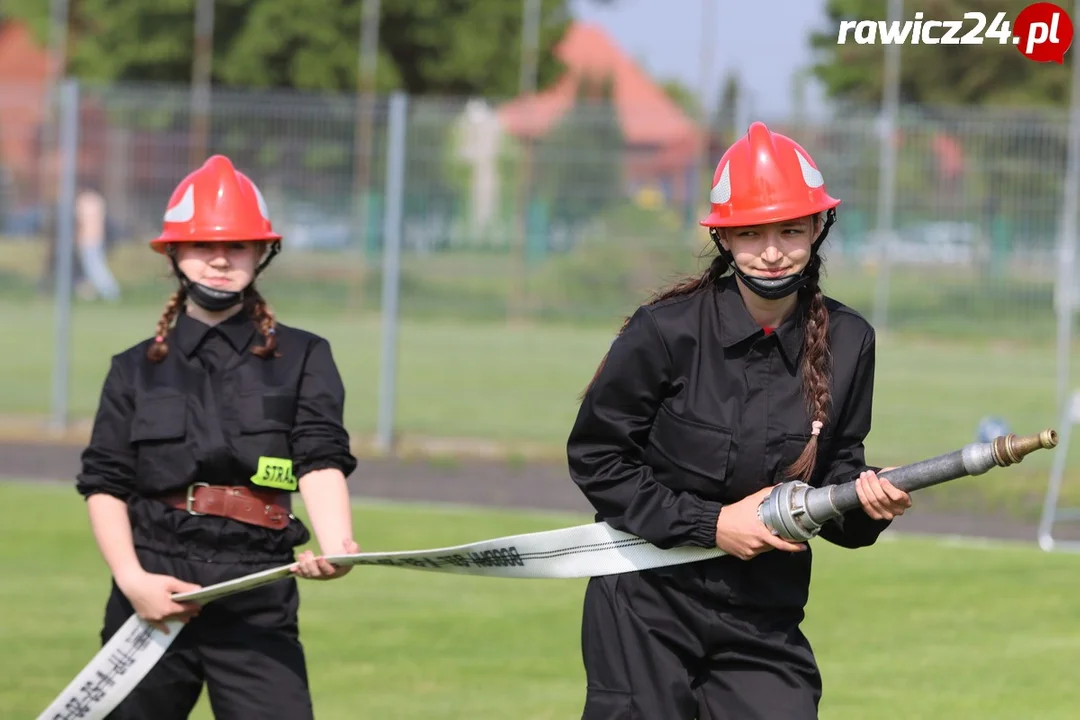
left=567, top=274, right=890, bottom=609
left=76, top=308, right=358, bottom=564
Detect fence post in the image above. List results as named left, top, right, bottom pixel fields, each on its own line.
left=375, top=92, right=407, bottom=453
left=50, top=77, right=79, bottom=432
left=871, top=0, right=902, bottom=333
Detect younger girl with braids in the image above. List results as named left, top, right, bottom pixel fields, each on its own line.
left=568, top=123, right=911, bottom=720
left=76, top=155, right=358, bottom=719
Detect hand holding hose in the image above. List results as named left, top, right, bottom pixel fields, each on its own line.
left=854, top=467, right=911, bottom=521
left=715, top=486, right=808, bottom=560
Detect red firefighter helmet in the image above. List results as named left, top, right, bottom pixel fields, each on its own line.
left=150, top=154, right=281, bottom=253
left=700, top=122, right=840, bottom=229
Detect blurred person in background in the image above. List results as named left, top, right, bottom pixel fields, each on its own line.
left=567, top=122, right=910, bottom=719
left=33, top=122, right=120, bottom=302
left=75, top=154, right=359, bottom=719
left=71, top=180, right=122, bottom=301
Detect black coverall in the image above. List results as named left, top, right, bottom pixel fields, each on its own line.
left=76, top=308, right=358, bottom=719
left=567, top=275, right=890, bottom=720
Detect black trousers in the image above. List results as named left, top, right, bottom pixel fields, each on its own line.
left=101, top=548, right=313, bottom=720
left=580, top=569, right=822, bottom=720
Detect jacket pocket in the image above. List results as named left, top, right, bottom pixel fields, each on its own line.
left=646, top=405, right=732, bottom=495
left=130, top=393, right=187, bottom=443
left=236, top=390, right=294, bottom=466
left=262, top=391, right=298, bottom=426
left=237, top=390, right=295, bottom=434
left=129, top=392, right=191, bottom=490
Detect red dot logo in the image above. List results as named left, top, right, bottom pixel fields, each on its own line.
left=1014, top=2, right=1074, bottom=63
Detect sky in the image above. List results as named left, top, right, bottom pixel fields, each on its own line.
left=569, top=0, right=834, bottom=119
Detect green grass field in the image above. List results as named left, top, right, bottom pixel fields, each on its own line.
left=2, top=481, right=1078, bottom=719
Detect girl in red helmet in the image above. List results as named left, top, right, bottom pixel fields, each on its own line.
left=75, top=155, right=358, bottom=719
left=567, top=123, right=912, bottom=719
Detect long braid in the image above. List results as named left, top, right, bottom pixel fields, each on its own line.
left=147, top=287, right=188, bottom=363
left=245, top=284, right=280, bottom=358
left=784, top=254, right=832, bottom=483
left=580, top=254, right=731, bottom=398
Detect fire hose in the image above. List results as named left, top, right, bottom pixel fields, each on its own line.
left=36, top=429, right=1056, bottom=720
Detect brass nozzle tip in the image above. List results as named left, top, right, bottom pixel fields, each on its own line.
left=992, top=429, right=1059, bottom=467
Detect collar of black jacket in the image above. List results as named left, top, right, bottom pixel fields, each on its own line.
left=172, top=307, right=256, bottom=357
left=714, top=274, right=806, bottom=368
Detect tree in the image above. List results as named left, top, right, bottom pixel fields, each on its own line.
left=659, top=79, right=701, bottom=119
left=809, top=0, right=1070, bottom=108
left=711, top=70, right=741, bottom=140
left=1, top=0, right=618, bottom=97
left=533, top=74, right=624, bottom=227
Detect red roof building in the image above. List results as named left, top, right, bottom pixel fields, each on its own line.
left=0, top=21, right=53, bottom=200
left=498, top=22, right=706, bottom=206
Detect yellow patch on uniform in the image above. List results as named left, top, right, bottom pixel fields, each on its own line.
left=251, top=457, right=297, bottom=491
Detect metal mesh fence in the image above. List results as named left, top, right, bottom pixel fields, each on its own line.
left=3, top=82, right=1072, bottom=326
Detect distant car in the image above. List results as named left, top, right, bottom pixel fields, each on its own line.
left=279, top=203, right=354, bottom=250
left=860, top=221, right=984, bottom=266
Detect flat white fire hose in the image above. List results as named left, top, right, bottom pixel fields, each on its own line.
left=36, top=521, right=726, bottom=720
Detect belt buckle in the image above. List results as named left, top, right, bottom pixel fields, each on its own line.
left=186, top=482, right=210, bottom=515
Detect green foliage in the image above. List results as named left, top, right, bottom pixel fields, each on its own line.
left=711, top=70, right=741, bottom=142
left=810, top=0, right=1071, bottom=107
left=402, top=99, right=464, bottom=218
left=215, top=0, right=379, bottom=92
left=529, top=203, right=704, bottom=320
left=377, top=0, right=569, bottom=98
left=531, top=75, right=625, bottom=227
left=2, top=0, right=578, bottom=96
left=659, top=78, right=701, bottom=119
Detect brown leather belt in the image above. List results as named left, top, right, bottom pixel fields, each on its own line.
left=161, top=483, right=293, bottom=531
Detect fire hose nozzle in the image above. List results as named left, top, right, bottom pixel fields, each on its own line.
left=757, top=428, right=1059, bottom=543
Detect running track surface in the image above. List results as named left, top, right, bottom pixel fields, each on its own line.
left=1, top=441, right=1073, bottom=544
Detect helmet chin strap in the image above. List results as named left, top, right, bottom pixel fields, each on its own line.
left=182, top=276, right=248, bottom=312
left=731, top=267, right=812, bottom=300
left=710, top=209, right=836, bottom=301
left=166, top=241, right=281, bottom=312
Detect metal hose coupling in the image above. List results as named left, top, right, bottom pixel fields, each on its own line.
left=757, top=429, right=1058, bottom=543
